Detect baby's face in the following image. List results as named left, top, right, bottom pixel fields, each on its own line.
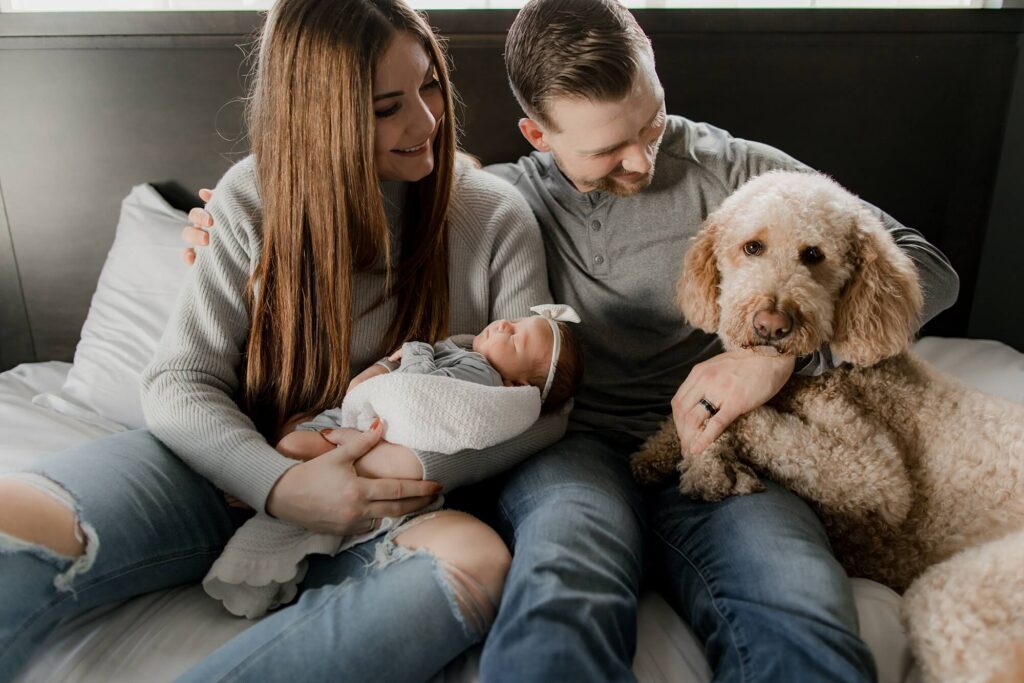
left=472, top=317, right=553, bottom=388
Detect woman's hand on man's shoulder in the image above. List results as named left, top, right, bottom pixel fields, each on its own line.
left=182, top=188, right=214, bottom=265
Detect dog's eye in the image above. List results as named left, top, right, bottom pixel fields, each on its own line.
left=800, top=246, right=825, bottom=265
left=743, top=241, right=763, bottom=256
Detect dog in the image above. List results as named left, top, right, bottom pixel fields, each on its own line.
left=630, top=170, right=1024, bottom=683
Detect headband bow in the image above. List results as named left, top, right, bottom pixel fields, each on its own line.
left=529, top=304, right=582, bottom=401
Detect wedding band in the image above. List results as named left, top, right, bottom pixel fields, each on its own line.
left=698, top=397, right=719, bottom=417
left=368, top=517, right=381, bottom=532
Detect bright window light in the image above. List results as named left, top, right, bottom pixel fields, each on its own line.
left=0, top=0, right=1001, bottom=11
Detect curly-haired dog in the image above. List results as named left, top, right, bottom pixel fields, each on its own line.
left=631, top=170, right=1024, bottom=683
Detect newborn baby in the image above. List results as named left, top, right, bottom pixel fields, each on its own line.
left=279, top=307, right=583, bottom=464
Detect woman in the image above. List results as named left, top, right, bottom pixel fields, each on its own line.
left=0, top=1, right=561, bottom=680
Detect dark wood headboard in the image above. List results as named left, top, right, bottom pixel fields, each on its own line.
left=1, top=9, right=1022, bottom=372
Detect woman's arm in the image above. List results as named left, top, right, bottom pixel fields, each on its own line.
left=142, top=160, right=440, bottom=530
left=327, top=413, right=569, bottom=492
left=173, top=166, right=565, bottom=496
left=410, top=167, right=568, bottom=491
left=413, top=409, right=568, bottom=493
left=142, top=159, right=297, bottom=512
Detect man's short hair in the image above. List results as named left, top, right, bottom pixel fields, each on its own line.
left=504, top=0, right=653, bottom=130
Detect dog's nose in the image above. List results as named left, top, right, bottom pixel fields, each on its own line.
left=753, top=310, right=793, bottom=341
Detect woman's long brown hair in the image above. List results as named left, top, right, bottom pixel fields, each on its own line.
left=242, top=0, right=455, bottom=437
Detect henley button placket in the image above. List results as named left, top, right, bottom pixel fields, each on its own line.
left=587, top=214, right=610, bottom=276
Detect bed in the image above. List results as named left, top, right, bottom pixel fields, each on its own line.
left=3, top=183, right=1023, bottom=683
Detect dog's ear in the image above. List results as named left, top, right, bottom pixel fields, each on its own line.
left=831, top=211, right=923, bottom=366
left=676, top=219, right=721, bottom=333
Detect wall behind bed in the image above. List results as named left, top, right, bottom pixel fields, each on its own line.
left=0, top=8, right=1022, bottom=372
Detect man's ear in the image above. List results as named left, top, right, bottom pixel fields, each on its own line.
left=518, top=117, right=551, bottom=153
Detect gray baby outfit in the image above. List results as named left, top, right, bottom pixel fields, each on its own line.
left=298, top=336, right=502, bottom=433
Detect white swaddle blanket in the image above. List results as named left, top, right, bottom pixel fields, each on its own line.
left=204, top=374, right=541, bottom=619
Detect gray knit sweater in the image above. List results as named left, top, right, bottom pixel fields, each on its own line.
left=141, top=156, right=559, bottom=514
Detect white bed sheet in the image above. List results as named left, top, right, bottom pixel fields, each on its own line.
left=4, top=337, right=1022, bottom=683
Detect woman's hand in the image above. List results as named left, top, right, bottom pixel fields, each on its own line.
left=672, top=347, right=795, bottom=457
left=322, top=427, right=426, bottom=480
left=182, top=188, right=214, bottom=265
left=265, top=420, right=441, bottom=535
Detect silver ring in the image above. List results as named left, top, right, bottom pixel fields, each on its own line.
left=698, top=398, right=719, bottom=417
left=367, top=517, right=381, bottom=532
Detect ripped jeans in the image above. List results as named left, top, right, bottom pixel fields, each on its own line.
left=0, top=430, right=488, bottom=682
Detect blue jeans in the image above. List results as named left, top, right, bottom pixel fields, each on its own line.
left=646, top=478, right=877, bottom=683
left=0, top=430, right=482, bottom=683
left=476, top=430, right=647, bottom=683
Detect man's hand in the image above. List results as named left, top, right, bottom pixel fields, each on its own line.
left=266, top=421, right=441, bottom=535
left=182, top=188, right=214, bottom=265
left=672, top=348, right=795, bottom=457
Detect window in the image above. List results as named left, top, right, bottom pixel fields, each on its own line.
left=0, top=0, right=1004, bottom=11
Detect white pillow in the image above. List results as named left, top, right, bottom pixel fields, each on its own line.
left=33, top=184, right=190, bottom=430
left=913, top=336, right=1024, bottom=405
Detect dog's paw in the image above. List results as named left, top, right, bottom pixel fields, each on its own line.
left=730, top=461, right=766, bottom=496
left=677, top=453, right=763, bottom=501
left=630, top=448, right=675, bottom=484
left=630, top=420, right=683, bottom=484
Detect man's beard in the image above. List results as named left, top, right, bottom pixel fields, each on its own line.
left=553, top=151, right=656, bottom=197
left=591, top=168, right=654, bottom=197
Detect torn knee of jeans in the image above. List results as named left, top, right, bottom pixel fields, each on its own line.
left=370, top=524, right=497, bottom=640
left=437, top=560, right=499, bottom=637
left=0, top=473, right=99, bottom=593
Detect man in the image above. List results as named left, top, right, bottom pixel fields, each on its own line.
left=184, top=1, right=958, bottom=680
left=477, top=1, right=957, bottom=681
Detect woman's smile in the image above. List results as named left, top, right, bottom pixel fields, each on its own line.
left=392, top=139, right=430, bottom=156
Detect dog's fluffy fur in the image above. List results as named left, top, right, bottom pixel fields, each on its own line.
left=631, top=170, right=1024, bottom=683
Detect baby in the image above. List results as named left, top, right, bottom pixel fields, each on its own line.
left=276, top=304, right=584, bottom=468
left=206, top=305, right=584, bottom=618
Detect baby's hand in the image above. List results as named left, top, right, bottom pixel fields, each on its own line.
left=224, top=493, right=253, bottom=511
left=276, top=429, right=335, bottom=462
left=273, top=411, right=317, bottom=443
left=387, top=348, right=404, bottom=363
left=347, top=363, right=390, bottom=395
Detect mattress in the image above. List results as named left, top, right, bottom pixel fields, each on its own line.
left=4, top=337, right=1022, bottom=683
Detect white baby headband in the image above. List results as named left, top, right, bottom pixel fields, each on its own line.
left=530, top=304, right=582, bottom=402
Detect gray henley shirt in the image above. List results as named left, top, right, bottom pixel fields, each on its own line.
left=488, top=115, right=959, bottom=440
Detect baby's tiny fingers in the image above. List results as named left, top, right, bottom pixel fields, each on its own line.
left=198, top=188, right=213, bottom=203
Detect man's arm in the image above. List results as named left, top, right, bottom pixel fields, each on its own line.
left=674, top=120, right=959, bottom=452
left=700, top=122, right=959, bottom=373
